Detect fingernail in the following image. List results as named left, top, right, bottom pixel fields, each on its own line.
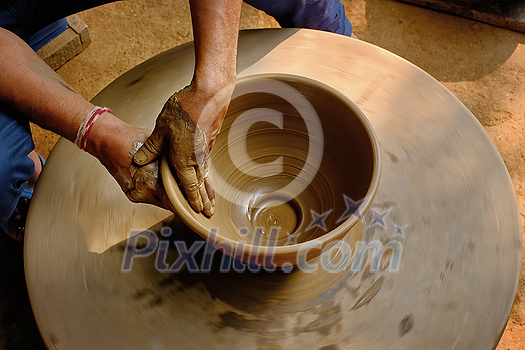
left=191, top=201, right=203, bottom=213
left=211, top=198, right=216, bottom=207
left=209, top=206, right=215, bottom=216
left=134, top=149, right=147, bottom=165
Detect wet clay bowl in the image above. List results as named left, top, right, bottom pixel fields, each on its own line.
left=162, top=73, right=381, bottom=268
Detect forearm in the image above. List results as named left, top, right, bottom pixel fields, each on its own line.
left=0, top=27, right=93, bottom=141
left=178, top=0, right=242, bottom=144
left=0, top=28, right=134, bottom=164
left=189, top=0, right=242, bottom=93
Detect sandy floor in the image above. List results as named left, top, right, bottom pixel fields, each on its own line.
left=1, top=0, right=524, bottom=348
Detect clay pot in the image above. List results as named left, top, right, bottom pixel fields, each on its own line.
left=162, top=73, right=381, bottom=268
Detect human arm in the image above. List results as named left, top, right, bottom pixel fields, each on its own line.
left=133, top=0, right=243, bottom=217
left=0, top=27, right=171, bottom=209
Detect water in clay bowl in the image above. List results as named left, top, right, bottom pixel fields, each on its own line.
left=162, top=74, right=380, bottom=268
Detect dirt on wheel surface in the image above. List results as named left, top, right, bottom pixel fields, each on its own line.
left=1, top=0, right=524, bottom=349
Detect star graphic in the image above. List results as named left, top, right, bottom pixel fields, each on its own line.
left=392, top=224, right=408, bottom=238
left=366, top=208, right=392, bottom=229
left=285, top=232, right=301, bottom=245
left=337, top=194, right=364, bottom=223
left=306, top=209, right=333, bottom=231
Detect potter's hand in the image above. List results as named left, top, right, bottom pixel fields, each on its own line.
left=89, top=120, right=176, bottom=212
left=96, top=124, right=175, bottom=211
left=131, top=0, right=242, bottom=215
left=133, top=87, right=215, bottom=217
left=124, top=147, right=174, bottom=211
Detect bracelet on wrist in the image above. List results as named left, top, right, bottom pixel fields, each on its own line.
left=74, top=106, right=112, bottom=151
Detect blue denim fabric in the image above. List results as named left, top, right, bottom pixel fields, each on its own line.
left=0, top=107, right=35, bottom=226
left=0, top=1, right=115, bottom=226
left=0, top=10, right=67, bottom=51
left=245, top=0, right=353, bottom=36
left=0, top=1, right=112, bottom=49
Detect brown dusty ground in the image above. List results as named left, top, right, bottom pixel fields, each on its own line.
left=1, top=0, right=524, bottom=348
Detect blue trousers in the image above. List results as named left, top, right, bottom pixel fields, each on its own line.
left=245, top=0, right=352, bottom=36
left=0, top=0, right=352, bottom=226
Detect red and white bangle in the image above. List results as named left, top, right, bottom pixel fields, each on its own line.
left=74, top=106, right=112, bottom=151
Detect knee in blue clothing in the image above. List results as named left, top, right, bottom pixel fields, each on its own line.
left=0, top=113, right=35, bottom=226
left=0, top=163, right=32, bottom=227
left=245, top=0, right=352, bottom=36
left=295, top=0, right=353, bottom=36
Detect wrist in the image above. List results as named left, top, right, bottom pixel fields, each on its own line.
left=84, top=111, right=136, bottom=165
left=74, top=106, right=112, bottom=151
left=191, top=75, right=236, bottom=98
left=179, top=80, right=234, bottom=138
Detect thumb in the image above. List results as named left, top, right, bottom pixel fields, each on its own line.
left=133, top=131, right=164, bottom=165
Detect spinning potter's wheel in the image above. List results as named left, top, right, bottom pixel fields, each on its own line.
left=25, top=29, right=521, bottom=349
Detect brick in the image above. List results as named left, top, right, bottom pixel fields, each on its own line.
left=36, top=28, right=83, bottom=70
left=67, top=15, right=92, bottom=49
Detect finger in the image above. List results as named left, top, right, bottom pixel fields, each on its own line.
left=194, top=164, right=213, bottom=217
left=133, top=132, right=164, bottom=166
left=125, top=164, right=165, bottom=208
left=134, top=95, right=176, bottom=166
left=176, top=164, right=204, bottom=213
left=204, top=176, right=215, bottom=207
left=199, top=181, right=214, bottom=217
left=199, top=149, right=215, bottom=208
